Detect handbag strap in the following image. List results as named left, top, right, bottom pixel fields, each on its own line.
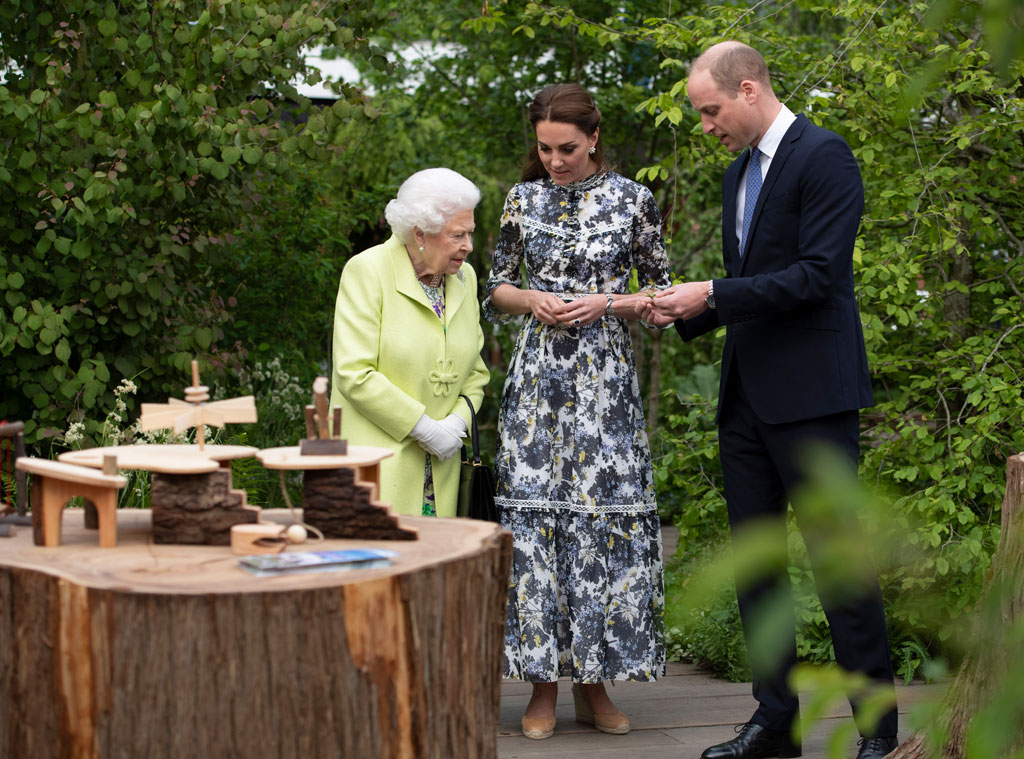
left=458, top=394, right=482, bottom=465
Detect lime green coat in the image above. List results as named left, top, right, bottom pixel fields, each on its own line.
left=329, top=235, right=490, bottom=516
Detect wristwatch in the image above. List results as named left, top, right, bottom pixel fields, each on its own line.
left=704, top=280, right=716, bottom=310
left=604, top=294, right=614, bottom=317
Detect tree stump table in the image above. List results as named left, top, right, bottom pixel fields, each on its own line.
left=0, top=508, right=512, bottom=759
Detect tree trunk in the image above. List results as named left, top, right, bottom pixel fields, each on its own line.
left=0, top=509, right=512, bottom=759
left=890, top=453, right=1024, bottom=759
left=942, top=225, right=974, bottom=346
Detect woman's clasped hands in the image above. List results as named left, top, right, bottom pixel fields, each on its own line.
left=409, top=413, right=468, bottom=460
left=527, top=291, right=644, bottom=328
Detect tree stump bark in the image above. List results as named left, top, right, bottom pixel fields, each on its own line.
left=0, top=509, right=512, bottom=759
left=150, top=469, right=259, bottom=545
left=890, top=453, right=1024, bottom=759
left=302, top=468, right=416, bottom=540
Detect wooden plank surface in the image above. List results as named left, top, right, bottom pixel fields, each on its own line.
left=498, top=525, right=945, bottom=758
left=58, top=444, right=256, bottom=473
left=15, top=458, right=127, bottom=487
left=0, top=508, right=499, bottom=594
left=256, top=444, right=393, bottom=470
left=498, top=662, right=944, bottom=758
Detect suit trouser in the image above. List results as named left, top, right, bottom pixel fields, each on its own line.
left=717, top=366, right=898, bottom=737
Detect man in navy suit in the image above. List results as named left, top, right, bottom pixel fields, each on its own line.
left=640, top=42, right=898, bottom=759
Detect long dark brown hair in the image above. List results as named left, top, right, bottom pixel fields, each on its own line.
left=521, top=83, right=605, bottom=182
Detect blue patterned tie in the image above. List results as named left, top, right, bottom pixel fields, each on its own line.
left=740, top=147, right=762, bottom=256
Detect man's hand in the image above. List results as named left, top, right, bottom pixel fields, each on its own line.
left=645, top=281, right=710, bottom=321
left=634, top=297, right=676, bottom=327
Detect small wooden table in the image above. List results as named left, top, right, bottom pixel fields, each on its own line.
left=257, top=445, right=414, bottom=540
left=256, top=445, right=393, bottom=492
left=0, top=509, right=512, bottom=759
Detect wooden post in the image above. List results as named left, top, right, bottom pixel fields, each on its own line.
left=890, top=453, right=1024, bottom=758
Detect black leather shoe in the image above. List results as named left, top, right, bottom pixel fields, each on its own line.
left=700, top=722, right=801, bottom=758
left=856, top=736, right=898, bottom=759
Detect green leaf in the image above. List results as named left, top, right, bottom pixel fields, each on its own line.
left=55, top=337, right=71, bottom=363
left=242, top=145, right=262, bottom=164
left=18, top=150, right=36, bottom=169
left=98, top=18, right=118, bottom=37
left=30, top=89, right=46, bottom=104
left=7, top=272, right=25, bottom=288
left=194, top=326, right=212, bottom=350
left=210, top=161, right=230, bottom=180
left=221, top=146, right=242, bottom=164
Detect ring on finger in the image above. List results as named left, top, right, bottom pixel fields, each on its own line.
left=572, top=318, right=581, bottom=326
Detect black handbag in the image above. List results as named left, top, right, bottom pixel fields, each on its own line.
left=456, top=395, right=500, bottom=523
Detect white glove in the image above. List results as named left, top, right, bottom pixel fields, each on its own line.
left=409, top=414, right=462, bottom=460
left=437, top=413, right=468, bottom=442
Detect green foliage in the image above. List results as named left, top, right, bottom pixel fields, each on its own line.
left=665, top=550, right=752, bottom=681
left=220, top=357, right=308, bottom=508
left=211, top=158, right=384, bottom=375
left=0, top=0, right=388, bottom=445
left=651, top=359, right=723, bottom=531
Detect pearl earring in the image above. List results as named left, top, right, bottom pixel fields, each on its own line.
left=588, top=145, right=596, bottom=155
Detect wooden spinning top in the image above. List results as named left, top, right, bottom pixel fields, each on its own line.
left=140, top=360, right=257, bottom=450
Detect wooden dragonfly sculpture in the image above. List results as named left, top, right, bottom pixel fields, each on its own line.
left=140, top=360, right=257, bottom=450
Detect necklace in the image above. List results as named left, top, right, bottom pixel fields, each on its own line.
left=409, top=245, right=443, bottom=288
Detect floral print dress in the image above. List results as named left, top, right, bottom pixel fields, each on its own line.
left=484, top=171, right=671, bottom=684
left=419, top=276, right=451, bottom=517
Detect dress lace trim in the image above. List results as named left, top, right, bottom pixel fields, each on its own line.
left=522, top=216, right=631, bottom=241
left=496, top=497, right=657, bottom=515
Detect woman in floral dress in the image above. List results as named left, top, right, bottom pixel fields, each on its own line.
left=484, top=84, right=671, bottom=740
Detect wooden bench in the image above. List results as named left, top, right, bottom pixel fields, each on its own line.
left=14, top=457, right=127, bottom=547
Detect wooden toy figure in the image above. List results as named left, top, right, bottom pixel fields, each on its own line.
left=300, top=376, right=348, bottom=456
left=140, top=360, right=257, bottom=449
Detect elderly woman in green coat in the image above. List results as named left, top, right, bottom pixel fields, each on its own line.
left=329, top=168, right=490, bottom=517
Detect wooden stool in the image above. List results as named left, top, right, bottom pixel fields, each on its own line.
left=15, top=457, right=126, bottom=547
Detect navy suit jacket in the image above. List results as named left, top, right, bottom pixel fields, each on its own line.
left=676, top=114, right=874, bottom=424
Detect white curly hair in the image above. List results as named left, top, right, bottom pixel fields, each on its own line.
left=384, top=168, right=481, bottom=244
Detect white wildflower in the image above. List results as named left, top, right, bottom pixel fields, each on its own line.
left=64, top=421, right=86, bottom=445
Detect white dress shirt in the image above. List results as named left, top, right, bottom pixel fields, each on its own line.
left=735, top=104, right=797, bottom=249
